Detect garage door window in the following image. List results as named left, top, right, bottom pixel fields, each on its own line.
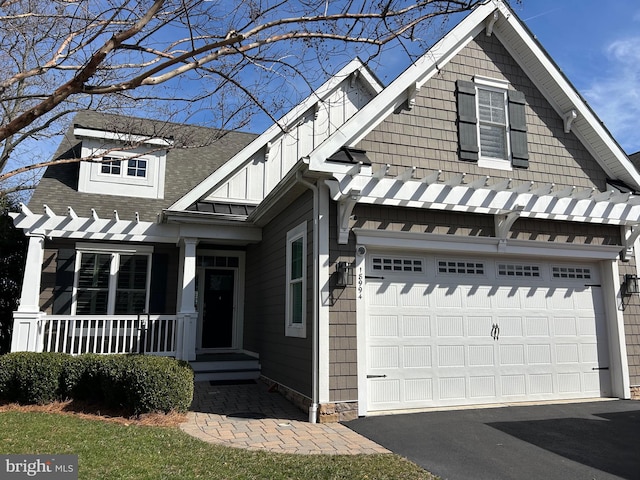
left=552, top=266, right=591, bottom=279
left=372, top=257, right=423, bottom=273
left=498, top=263, right=540, bottom=277
left=437, top=260, right=485, bottom=275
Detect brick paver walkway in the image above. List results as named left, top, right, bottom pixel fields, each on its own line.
left=180, top=381, right=390, bottom=455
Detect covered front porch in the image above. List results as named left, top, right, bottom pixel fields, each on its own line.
left=9, top=204, right=261, bottom=366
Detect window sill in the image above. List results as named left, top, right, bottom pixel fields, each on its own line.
left=478, top=157, right=513, bottom=171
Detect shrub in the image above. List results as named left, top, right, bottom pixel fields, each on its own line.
left=0, top=352, right=70, bottom=404
left=0, top=352, right=193, bottom=414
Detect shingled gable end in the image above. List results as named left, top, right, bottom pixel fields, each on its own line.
left=10, top=1, right=640, bottom=423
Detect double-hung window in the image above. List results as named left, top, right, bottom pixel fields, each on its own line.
left=73, top=244, right=152, bottom=315
left=457, top=76, right=529, bottom=170
left=285, top=222, right=307, bottom=337
left=477, top=87, right=508, bottom=161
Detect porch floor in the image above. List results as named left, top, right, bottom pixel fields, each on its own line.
left=180, top=380, right=390, bottom=454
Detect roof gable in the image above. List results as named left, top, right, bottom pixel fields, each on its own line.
left=169, top=59, right=383, bottom=212
left=306, top=0, right=640, bottom=190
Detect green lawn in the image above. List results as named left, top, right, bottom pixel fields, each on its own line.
left=0, top=412, right=437, bottom=479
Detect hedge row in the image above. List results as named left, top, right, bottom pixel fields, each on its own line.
left=0, top=352, right=194, bottom=414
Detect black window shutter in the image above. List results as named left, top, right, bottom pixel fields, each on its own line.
left=149, top=253, right=168, bottom=314
left=53, top=249, right=76, bottom=315
left=456, top=80, right=479, bottom=162
left=508, top=90, right=529, bottom=168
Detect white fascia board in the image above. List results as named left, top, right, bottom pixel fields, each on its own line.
left=307, top=2, right=497, bottom=172
left=73, top=127, right=173, bottom=147
left=169, top=59, right=382, bottom=212
left=492, top=3, right=640, bottom=190
left=179, top=223, right=261, bottom=243
left=354, top=228, right=622, bottom=260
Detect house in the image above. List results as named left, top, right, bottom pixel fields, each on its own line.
left=9, top=0, right=640, bottom=423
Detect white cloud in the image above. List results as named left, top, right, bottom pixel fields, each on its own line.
left=583, top=37, right=640, bottom=154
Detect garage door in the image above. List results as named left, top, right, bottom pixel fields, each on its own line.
left=365, top=254, right=611, bottom=412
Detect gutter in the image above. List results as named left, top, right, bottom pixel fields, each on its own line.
left=296, top=171, right=320, bottom=423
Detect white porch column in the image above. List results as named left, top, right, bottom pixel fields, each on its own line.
left=11, top=234, right=45, bottom=352
left=178, top=237, right=198, bottom=361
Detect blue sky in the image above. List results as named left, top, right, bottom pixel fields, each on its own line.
left=513, top=0, right=640, bottom=154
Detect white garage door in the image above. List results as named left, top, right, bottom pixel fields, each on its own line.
left=365, top=254, right=612, bottom=412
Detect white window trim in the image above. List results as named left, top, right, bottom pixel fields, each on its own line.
left=285, top=222, right=307, bottom=338
left=77, top=138, right=167, bottom=199
left=474, top=76, right=512, bottom=171
left=72, top=243, right=153, bottom=315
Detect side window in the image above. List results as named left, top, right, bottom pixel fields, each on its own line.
left=73, top=246, right=152, bottom=315
left=285, top=222, right=307, bottom=338
left=457, top=78, right=529, bottom=170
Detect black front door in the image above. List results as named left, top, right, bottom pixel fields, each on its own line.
left=201, top=269, right=235, bottom=349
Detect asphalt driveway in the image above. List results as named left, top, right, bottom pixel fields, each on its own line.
left=344, top=400, right=640, bottom=480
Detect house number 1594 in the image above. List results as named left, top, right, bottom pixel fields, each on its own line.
left=358, top=268, right=364, bottom=299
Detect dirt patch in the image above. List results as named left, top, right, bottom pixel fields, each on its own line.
left=0, top=400, right=186, bottom=427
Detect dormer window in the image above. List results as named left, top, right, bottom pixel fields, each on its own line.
left=127, top=159, right=147, bottom=178
left=101, top=157, right=122, bottom=175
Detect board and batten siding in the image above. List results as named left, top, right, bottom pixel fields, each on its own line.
left=206, top=76, right=376, bottom=205
left=244, top=190, right=314, bottom=398
left=356, top=33, right=609, bottom=191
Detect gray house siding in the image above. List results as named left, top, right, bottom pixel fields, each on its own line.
left=620, top=259, right=640, bottom=389
left=36, top=240, right=180, bottom=315
left=244, top=190, right=314, bottom=398
left=328, top=200, right=359, bottom=403
left=356, top=32, right=608, bottom=191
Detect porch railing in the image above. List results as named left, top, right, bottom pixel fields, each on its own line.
left=41, top=315, right=177, bottom=356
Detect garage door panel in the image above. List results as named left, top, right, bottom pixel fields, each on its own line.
left=529, top=374, right=554, bottom=394
left=499, top=344, right=526, bottom=365
left=528, top=344, right=552, bottom=364
left=403, top=316, right=431, bottom=337
left=368, top=284, right=398, bottom=306
left=405, top=378, right=433, bottom=402
left=468, top=316, right=493, bottom=336
left=365, top=257, right=610, bottom=412
left=556, top=343, right=580, bottom=363
left=501, top=375, right=527, bottom=396
left=438, top=345, right=465, bottom=367
left=370, top=346, right=399, bottom=368
left=554, top=316, right=578, bottom=336
left=526, top=317, right=550, bottom=336
left=369, top=315, right=399, bottom=337
left=437, top=316, right=464, bottom=336
left=470, top=376, right=496, bottom=398
left=401, top=286, right=431, bottom=307
left=558, top=373, right=581, bottom=393
left=469, top=345, right=494, bottom=366
left=433, top=286, right=463, bottom=307
left=495, top=316, right=524, bottom=336
left=521, top=288, right=548, bottom=309
left=404, top=345, right=432, bottom=368
left=465, top=286, right=493, bottom=308
left=439, top=377, right=466, bottom=399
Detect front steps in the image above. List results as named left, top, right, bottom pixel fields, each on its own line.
left=190, top=353, right=261, bottom=382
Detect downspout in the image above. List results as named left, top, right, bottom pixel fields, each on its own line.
left=296, top=171, right=320, bottom=423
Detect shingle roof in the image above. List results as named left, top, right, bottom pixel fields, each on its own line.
left=28, top=111, right=257, bottom=222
